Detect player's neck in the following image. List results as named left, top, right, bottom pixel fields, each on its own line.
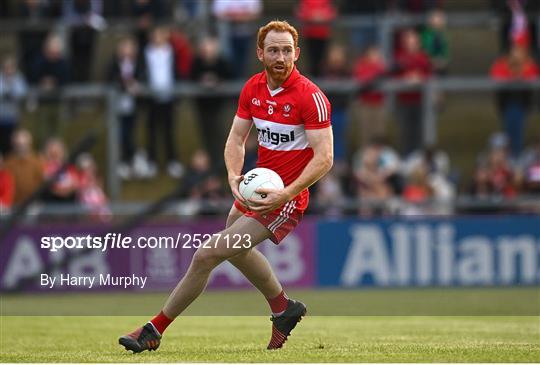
left=266, top=75, right=283, bottom=91
left=265, top=70, right=293, bottom=90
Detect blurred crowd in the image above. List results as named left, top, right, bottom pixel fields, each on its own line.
left=0, top=129, right=109, bottom=219
left=1, top=0, right=539, bottom=216
left=312, top=132, right=540, bottom=216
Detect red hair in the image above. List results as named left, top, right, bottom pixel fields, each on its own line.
left=257, top=20, right=298, bottom=49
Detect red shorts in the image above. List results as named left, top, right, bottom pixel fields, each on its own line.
left=234, top=189, right=309, bottom=244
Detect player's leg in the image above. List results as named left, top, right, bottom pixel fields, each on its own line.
left=225, top=205, right=307, bottom=350
left=119, top=215, right=272, bottom=353
left=225, top=203, right=243, bottom=228
left=161, top=215, right=272, bottom=317
left=229, top=249, right=282, bottom=298
left=225, top=204, right=282, bottom=298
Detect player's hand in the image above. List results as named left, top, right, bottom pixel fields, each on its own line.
left=248, top=188, right=291, bottom=215
left=228, top=174, right=247, bottom=206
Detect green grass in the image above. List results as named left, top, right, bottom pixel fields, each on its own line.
left=0, top=315, right=538, bottom=363
left=2, top=288, right=539, bottom=316
left=1, top=289, right=539, bottom=362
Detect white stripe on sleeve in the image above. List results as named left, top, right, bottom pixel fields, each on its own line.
left=315, top=92, right=327, bottom=121
left=311, top=93, right=323, bottom=122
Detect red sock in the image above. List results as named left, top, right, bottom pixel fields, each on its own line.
left=149, top=310, right=174, bottom=335
left=267, top=290, right=289, bottom=316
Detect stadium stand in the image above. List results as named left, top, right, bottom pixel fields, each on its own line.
left=0, top=0, right=538, bottom=217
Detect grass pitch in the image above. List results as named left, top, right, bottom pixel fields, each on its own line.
left=1, top=289, right=539, bottom=362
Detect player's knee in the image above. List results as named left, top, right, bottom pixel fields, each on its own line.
left=228, top=248, right=251, bottom=264
left=192, top=247, right=222, bottom=271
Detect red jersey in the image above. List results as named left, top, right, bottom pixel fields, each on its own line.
left=296, top=0, right=337, bottom=39
left=354, top=57, right=386, bottom=105
left=236, top=67, right=331, bottom=192
left=0, top=170, right=14, bottom=208
left=394, top=50, right=432, bottom=104
left=490, top=57, right=539, bottom=80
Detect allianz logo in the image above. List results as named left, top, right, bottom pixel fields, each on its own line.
left=257, top=127, right=295, bottom=145
left=340, top=223, right=540, bottom=286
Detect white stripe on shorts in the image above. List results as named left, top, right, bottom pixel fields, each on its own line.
left=269, top=201, right=296, bottom=233
left=267, top=201, right=292, bottom=232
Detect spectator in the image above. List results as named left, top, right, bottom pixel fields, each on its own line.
left=41, top=138, right=79, bottom=203
left=296, top=0, right=337, bottom=77
left=212, top=0, right=262, bottom=79
left=77, top=153, right=111, bottom=220
left=472, top=135, right=518, bottom=198
left=401, top=161, right=434, bottom=215
left=32, top=33, right=70, bottom=88
left=519, top=138, right=540, bottom=171
left=17, top=0, right=57, bottom=78
left=353, top=144, right=394, bottom=216
left=519, top=140, right=540, bottom=194
left=402, top=161, right=432, bottom=203
left=402, top=145, right=455, bottom=213
left=353, top=45, right=388, bottom=148
left=402, top=145, right=451, bottom=181
left=63, top=0, right=106, bottom=82
left=0, top=56, right=27, bottom=156
left=313, top=170, right=345, bottom=216
left=31, top=33, right=71, bottom=148
left=469, top=162, right=496, bottom=198
left=421, top=9, right=450, bottom=75
left=321, top=43, right=350, bottom=168
left=522, top=162, right=540, bottom=194
left=489, top=147, right=518, bottom=197
left=0, top=153, right=15, bottom=212
left=191, top=35, right=232, bottom=164
left=169, top=26, right=193, bottom=80
left=375, top=137, right=403, bottom=193
left=144, top=26, right=183, bottom=178
left=108, top=36, right=144, bottom=180
left=394, top=29, right=432, bottom=156
left=4, top=129, right=44, bottom=205
left=493, top=0, right=539, bottom=58
left=132, top=0, right=166, bottom=54
left=477, top=131, right=514, bottom=166
left=490, top=45, right=538, bottom=157
left=182, top=149, right=225, bottom=215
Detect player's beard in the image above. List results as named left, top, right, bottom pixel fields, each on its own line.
left=264, top=60, right=293, bottom=84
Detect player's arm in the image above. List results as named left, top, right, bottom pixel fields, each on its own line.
left=283, top=126, right=333, bottom=197
left=250, top=127, right=334, bottom=214
left=224, top=115, right=252, bottom=204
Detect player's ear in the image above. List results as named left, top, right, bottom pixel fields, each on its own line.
left=294, top=47, right=300, bottom=61
left=257, top=47, right=264, bottom=62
